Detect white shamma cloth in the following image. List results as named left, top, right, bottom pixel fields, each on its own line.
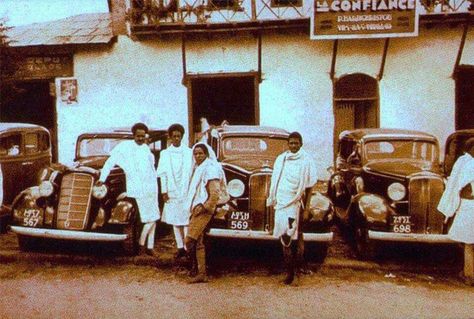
left=438, top=153, right=474, bottom=244
left=99, top=140, right=160, bottom=223
left=157, top=144, right=193, bottom=226
left=267, top=149, right=317, bottom=239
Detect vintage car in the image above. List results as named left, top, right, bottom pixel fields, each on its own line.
left=328, top=128, right=451, bottom=259
left=9, top=127, right=167, bottom=254
left=202, top=124, right=334, bottom=259
left=0, top=123, right=52, bottom=233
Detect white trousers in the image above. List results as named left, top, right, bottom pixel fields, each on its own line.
left=139, top=222, right=156, bottom=249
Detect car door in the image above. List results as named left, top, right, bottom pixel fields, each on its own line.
left=22, top=130, right=52, bottom=190
left=0, top=132, right=24, bottom=208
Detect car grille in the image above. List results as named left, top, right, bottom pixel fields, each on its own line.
left=57, top=173, right=93, bottom=230
left=408, top=175, right=445, bottom=234
left=249, top=173, right=272, bottom=231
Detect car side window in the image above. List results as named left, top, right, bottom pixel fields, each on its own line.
left=38, top=132, right=50, bottom=152
left=25, top=133, right=39, bottom=154
left=0, top=134, right=22, bottom=157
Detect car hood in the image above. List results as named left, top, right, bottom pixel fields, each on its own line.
left=364, top=160, right=439, bottom=178
left=222, top=156, right=274, bottom=172
left=74, top=156, right=108, bottom=170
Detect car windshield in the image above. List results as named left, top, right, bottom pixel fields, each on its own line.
left=78, top=137, right=129, bottom=158
left=221, top=136, right=288, bottom=160
left=364, top=139, right=438, bottom=163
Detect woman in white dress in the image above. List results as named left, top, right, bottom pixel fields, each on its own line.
left=157, top=124, right=193, bottom=259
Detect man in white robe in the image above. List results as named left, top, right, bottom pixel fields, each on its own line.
left=98, top=123, right=160, bottom=256
left=438, top=139, right=474, bottom=283
left=267, top=132, right=318, bottom=285
left=157, top=124, right=193, bottom=260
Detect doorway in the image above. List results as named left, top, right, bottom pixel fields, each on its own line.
left=454, top=65, right=474, bottom=130
left=0, top=80, right=58, bottom=161
left=333, top=73, right=379, bottom=156
left=188, top=74, right=258, bottom=142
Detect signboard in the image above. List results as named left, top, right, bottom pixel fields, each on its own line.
left=56, top=78, right=78, bottom=104
left=311, top=0, right=419, bottom=39
left=10, top=55, right=73, bottom=80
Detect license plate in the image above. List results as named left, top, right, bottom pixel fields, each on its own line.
left=228, top=211, right=252, bottom=230
left=22, top=209, right=42, bottom=227
left=391, top=215, right=412, bottom=233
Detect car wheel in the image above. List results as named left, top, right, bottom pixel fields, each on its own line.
left=122, top=213, right=140, bottom=256
left=18, top=235, right=40, bottom=251
left=353, top=225, right=377, bottom=260
left=304, top=242, right=328, bottom=264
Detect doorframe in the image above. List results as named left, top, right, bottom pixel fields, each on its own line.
left=184, top=71, right=260, bottom=144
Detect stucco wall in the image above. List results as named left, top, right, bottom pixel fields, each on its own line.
left=57, top=23, right=472, bottom=178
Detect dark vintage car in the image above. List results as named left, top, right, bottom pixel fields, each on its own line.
left=328, top=128, right=452, bottom=259
left=202, top=124, right=334, bottom=259
left=0, top=123, right=52, bottom=233
left=9, top=127, right=167, bottom=254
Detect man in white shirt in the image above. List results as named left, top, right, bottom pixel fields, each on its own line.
left=97, top=123, right=160, bottom=256
left=267, top=132, right=318, bottom=285
left=157, top=124, right=193, bottom=260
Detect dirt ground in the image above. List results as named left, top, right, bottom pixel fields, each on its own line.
left=0, top=262, right=473, bottom=319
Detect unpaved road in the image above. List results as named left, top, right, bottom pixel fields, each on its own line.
left=1, top=263, right=473, bottom=319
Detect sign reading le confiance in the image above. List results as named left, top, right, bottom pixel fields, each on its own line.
left=311, top=0, right=419, bottom=39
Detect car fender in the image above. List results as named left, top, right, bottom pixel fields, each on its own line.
left=349, top=192, right=390, bottom=225
left=109, top=200, right=135, bottom=224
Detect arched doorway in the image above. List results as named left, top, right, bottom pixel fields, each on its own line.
left=333, top=73, right=379, bottom=156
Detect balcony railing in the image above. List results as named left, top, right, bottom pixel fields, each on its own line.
left=127, top=0, right=473, bottom=32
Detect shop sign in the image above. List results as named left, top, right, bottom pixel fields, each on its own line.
left=311, top=0, right=419, bottom=39
left=11, top=55, right=73, bottom=80
left=56, top=78, right=78, bottom=104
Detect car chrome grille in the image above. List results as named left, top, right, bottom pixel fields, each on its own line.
left=57, top=173, right=93, bottom=230
left=409, top=176, right=445, bottom=234
left=249, top=173, right=272, bottom=231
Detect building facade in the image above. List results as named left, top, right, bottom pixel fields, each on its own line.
left=3, top=0, right=473, bottom=177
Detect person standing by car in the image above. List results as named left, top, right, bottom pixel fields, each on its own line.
left=157, top=124, right=193, bottom=260
left=184, top=143, right=226, bottom=283
left=97, top=122, right=160, bottom=256
left=267, top=131, right=318, bottom=285
left=438, top=139, right=474, bottom=282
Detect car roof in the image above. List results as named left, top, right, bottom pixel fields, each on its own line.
left=78, top=127, right=167, bottom=137
left=339, top=128, right=438, bottom=142
left=0, top=122, right=49, bottom=134
left=214, top=125, right=289, bottom=137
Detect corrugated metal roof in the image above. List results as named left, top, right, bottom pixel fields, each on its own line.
left=7, top=13, right=114, bottom=47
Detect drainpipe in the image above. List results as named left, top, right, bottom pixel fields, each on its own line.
left=330, top=39, right=338, bottom=82
left=377, top=38, right=390, bottom=81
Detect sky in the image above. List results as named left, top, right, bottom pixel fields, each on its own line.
left=0, top=0, right=109, bottom=26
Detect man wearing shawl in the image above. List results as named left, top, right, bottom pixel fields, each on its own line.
left=267, top=132, right=318, bottom=285
left=438, top=139, right=474, bottom=281
left=98, top=123, right=160, bottom=256
left=184, top=143, right=226, bottom=283
left=157, top=124, right=193, bottom=260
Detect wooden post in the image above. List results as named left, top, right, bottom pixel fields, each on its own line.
left=464, top=244, right=474, bottom=285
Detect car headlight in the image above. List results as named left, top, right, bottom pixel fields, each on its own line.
left=92, top=184, right=108, bottom=199
left=387, top=182, right=406, bottom=201
left=39, top=181, right=54, bottom=197
left=227, top=179, right=245, bottom=197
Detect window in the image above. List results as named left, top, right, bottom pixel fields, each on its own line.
left=0, top=134, right=22, bottom=156
left=25, top=133, right=39, bottom=154
left=208, top=0, right=238, bottom=9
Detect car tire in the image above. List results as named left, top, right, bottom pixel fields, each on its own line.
left=122, top=213, right=140, bottom=256
left=353, top=225, right=377, bottom=260
left=18, top=235, right=40, bottom=251
left=305, top=242, right=328, bottom=264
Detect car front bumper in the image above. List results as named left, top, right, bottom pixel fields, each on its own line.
left=207, top=228, right=334, bottom=242
left=368, top=230, right=455, bottom=243
left=10, top=226, right=128, bottom=241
